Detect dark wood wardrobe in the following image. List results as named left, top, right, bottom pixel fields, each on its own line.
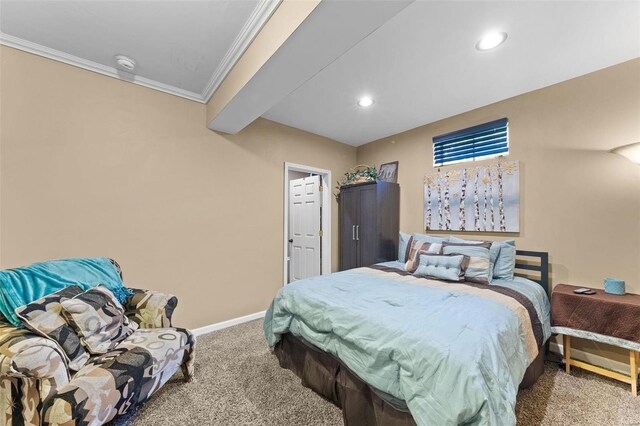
left=339, top=181, right=400, bottom=271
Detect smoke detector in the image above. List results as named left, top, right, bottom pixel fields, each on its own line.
left=114, top=55, right=136, bottom=72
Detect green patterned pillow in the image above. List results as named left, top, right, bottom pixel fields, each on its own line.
left=15, top=285, right=91, bottom=371
left=442, top=242, right=492, bottom=284
left=61, top=285, right=138, bottom=354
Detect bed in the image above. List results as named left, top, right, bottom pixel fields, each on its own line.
left=264, top=250, right=550, bottom=426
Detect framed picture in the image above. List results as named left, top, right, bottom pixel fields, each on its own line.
left=378, top=161, right=398, bottom=183
left=424, top=160, right=520, bottom=232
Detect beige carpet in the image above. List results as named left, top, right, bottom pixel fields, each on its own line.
left=112, top=320, right=640, bottom=425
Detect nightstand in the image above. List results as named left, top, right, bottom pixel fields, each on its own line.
left=551, top=284, right=640, bottom=395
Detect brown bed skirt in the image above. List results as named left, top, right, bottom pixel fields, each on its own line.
left=274, top=333, right=546, bottom=425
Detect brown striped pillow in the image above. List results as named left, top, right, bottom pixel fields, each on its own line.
left=404, top=239, right=443, bottom=273
left=441, top=241, right=492, bottom=284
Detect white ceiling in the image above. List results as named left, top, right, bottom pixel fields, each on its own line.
left=208, top=0, right=412, bottom=134
left=1, top=1, right=638, bottom=143
left=0, top=0, right=279, bottom=102
left=263, top=1, right=640, bottom=146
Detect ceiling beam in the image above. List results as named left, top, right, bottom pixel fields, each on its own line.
left=206, top=0, right=319, bottom=123
left=207, top=0, right=414, bottom=135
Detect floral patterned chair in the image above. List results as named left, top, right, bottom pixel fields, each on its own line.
left=0, top=261, right=195, bottom=426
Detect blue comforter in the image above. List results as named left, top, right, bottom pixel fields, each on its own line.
left=264, top=261, right=550, bottom=426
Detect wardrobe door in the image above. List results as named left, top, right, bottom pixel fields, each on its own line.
left=339, top=188, right=359, bottom=271
left=357, top=185, right=378, bottom=267
left=376, top=182, right=400, bottom=263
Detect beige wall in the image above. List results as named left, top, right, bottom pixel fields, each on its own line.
left=0, top=48, right=3, bottom=266
left=358, top=58, right=640, bottom=291
left=357, top=59, right=640, bottom=364
left=2, top=42, right=640, bottom=366
left=0, top=46, right=356, bottom=329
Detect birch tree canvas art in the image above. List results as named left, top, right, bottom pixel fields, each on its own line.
left=424, top=161, right=519, bottom=232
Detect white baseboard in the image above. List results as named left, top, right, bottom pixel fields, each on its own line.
left=549, top=340, right=632, bottom=375
left=192, top=310, right=266, bottom=337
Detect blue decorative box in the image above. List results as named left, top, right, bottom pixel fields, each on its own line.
left=604, top=278, right=625, bottom=295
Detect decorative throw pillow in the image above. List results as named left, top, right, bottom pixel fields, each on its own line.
left=61, top=285, right=138, bottom=354
left=447, top=236, right=503, bottom=281
left=398, top=232, right=411, bottom=262
left=493, top=240, right=516, bottom=279
left=413, top=253, right=469, bottom=282
left=411, top=233, right=448, bottom=245
left=404, top=238, right=442, bottom=272
left=442, top=242, right=492, bottom=284
left=15, top=285, right=91, bottom=371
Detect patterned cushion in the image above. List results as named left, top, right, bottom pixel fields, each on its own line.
left=42, top=327, right=195, bottom=426
left=442, top=242, right=492, bottom=284
left=404, top=238, right=442, bottom=272
left=413, top=253, right=470, bottom=282
left=61, top=286, right=138, bottom=355
left=125, top=289, right=177, bottom=329
left=14, top=286, right=90, bottom=371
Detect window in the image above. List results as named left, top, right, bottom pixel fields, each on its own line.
left=433, top=118, right=508, bottom=167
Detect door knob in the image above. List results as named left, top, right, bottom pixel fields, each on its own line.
left=288, top=239, right=294, bottom=243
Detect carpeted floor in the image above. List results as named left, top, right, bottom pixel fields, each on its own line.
left=113, top=320, right=640, bottom=425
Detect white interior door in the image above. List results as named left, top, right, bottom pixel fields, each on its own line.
left=289, top=175, right=322, bottom=282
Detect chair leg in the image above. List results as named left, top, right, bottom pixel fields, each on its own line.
left=631, top=350, right=638, bottom=396
left=564, top=335, right=571, bottom=374
left=181, top=361, right=194, bottom=382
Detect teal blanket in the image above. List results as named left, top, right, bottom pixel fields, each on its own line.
left=0, top=257, right=131, bottom=326
left=264, top=262, right=550, bottom=426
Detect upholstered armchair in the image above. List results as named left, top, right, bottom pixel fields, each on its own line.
left=0, top=261, right=194, bottom=426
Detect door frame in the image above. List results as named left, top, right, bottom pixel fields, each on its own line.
left=283, top=162, right=332, bottom=286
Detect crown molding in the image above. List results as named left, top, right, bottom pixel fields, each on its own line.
left=200, top=0, right=282, bottom=103
left=0, top=31, right=206, bottom=103
left=0, top=0, right=280, bottom=104
left=0, top=0, right=281, bottom=104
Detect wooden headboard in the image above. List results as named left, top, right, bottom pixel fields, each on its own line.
left=515, top=250, right=549, bottom=294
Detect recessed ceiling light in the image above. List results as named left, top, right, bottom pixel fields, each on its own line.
left=476, top=32, right=508, bottom=51
left=357, top=96, right=374, bottom=107
left=115, top=55, right=136, bottom=72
